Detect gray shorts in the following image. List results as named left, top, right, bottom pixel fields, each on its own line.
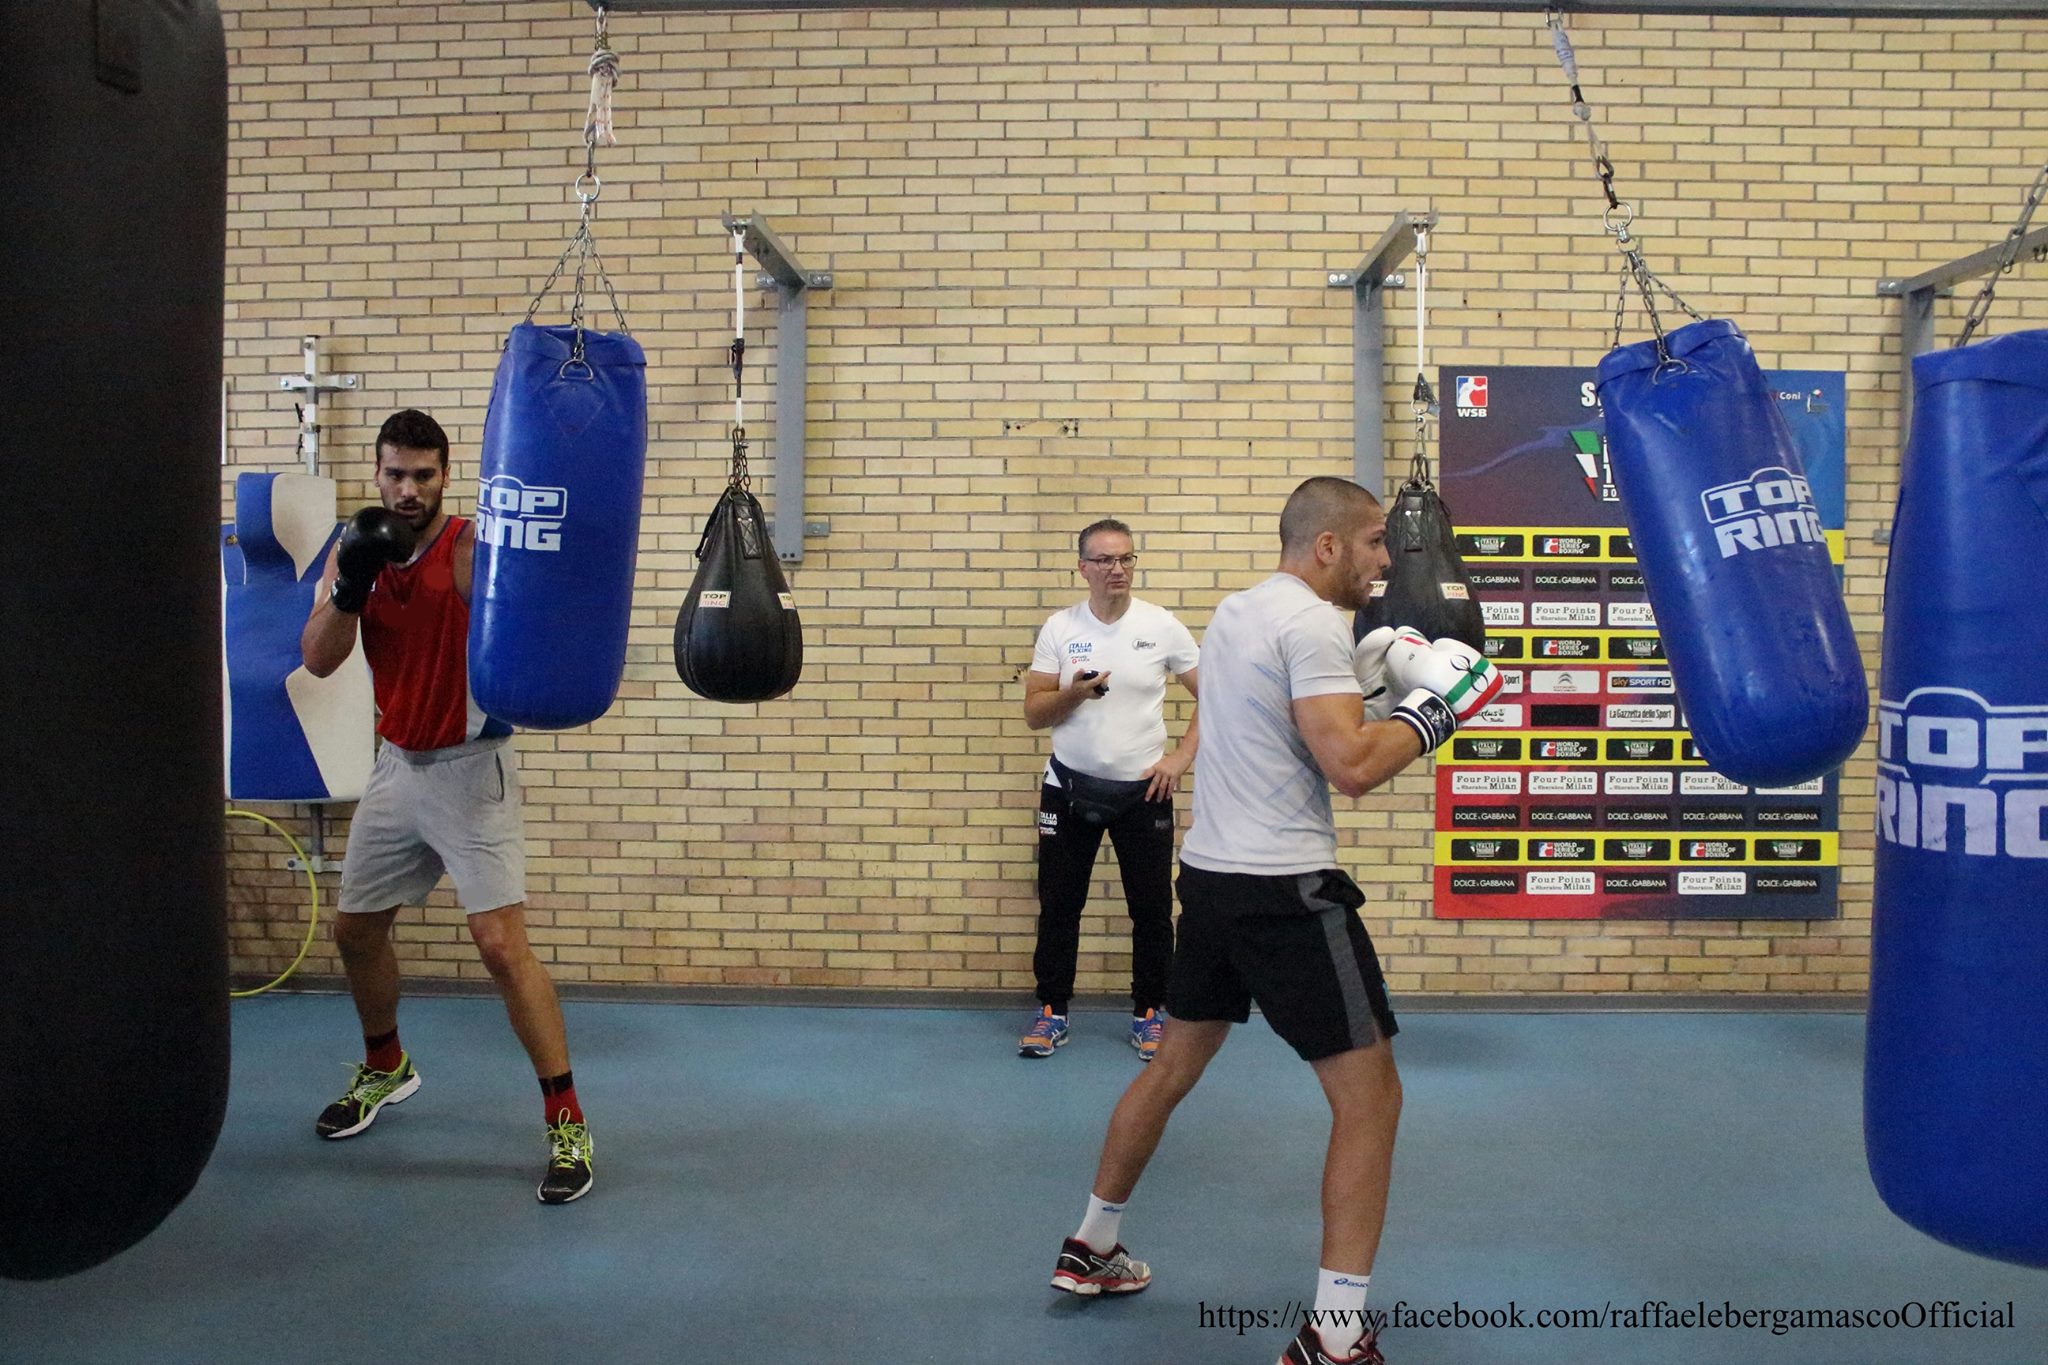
left=339, top=739, right=526, bottom=915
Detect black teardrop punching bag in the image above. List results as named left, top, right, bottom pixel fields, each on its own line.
left=674, top=480, right=804, bottom=704
left=0, top=2, right=231, bottom=1279
left=1354, top=479, right=1488, bottom=651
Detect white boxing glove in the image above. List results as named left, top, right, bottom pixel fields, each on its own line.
left=1384, top=632, right=1503, bottom=750
left=1351, top=626, right=1401, bottom=722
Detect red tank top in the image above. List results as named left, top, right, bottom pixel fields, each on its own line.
left=360, top=517, right=505, bottom=750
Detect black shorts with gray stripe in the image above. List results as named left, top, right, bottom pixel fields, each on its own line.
left=1168, top=865, right=1398, bottom=1061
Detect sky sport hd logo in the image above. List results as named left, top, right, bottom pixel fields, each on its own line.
left=1455, top=375, right=1488, bottom=417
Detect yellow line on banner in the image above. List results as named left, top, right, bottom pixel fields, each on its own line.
left=1456, top=526, right=1847, bottom=566
left=1431, top=831, right=1841, bottom=867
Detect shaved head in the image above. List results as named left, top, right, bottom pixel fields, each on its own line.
left=1279, top=476, right=1382, bottom=554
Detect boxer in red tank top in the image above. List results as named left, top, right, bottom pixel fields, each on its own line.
left=301, top=409, right=593, bottom=1205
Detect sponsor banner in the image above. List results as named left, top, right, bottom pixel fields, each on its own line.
left=1451, top=771, right=1523, bottom=795
left=1528, top=771, right=1599, bottom=795
left=1606, top=601, right=1657, bottom=628
left=1452, top=805, right=1525, bottom=828
left=1452, top=736, right=1522, bottom=762
left=1526, top=871, right=1598, bottom=894
left=1607, top=671, right=1675, bottom=693
left=1527, top=669, right=1600, bottom=695
left=1527, top=804, right=1598, bottom=827
left=1531, top=602, right=1602, bottom=627
left=1758, top=777, right=1827, bottom=796
left=1482, top=601, right=1527, bottom=627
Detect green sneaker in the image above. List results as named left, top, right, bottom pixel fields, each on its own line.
left=314, top=1054, right=421, bottom=1139
left=539, top=1112, right=594, bottom=1205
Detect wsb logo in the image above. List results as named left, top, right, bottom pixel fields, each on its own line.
left=1877, top=687, right=2048, bottom=859
left=477, top=475, right=569, bottom=552
left=1698, top=466, right=1826, bottom=559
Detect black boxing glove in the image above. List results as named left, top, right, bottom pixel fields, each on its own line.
left=330, top=507, right=416, bottom=613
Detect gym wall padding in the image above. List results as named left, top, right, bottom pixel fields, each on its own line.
left=222, top=472, right=375, bottom=801
left=0, top=1, right=232, bottom=1279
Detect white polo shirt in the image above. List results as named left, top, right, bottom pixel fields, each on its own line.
left=1031, top=597, right=1200, bottom=782
left=1181, top=573, right=1363, bottom=875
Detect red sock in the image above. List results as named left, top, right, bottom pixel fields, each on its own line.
left=365, top=1029, right=403, bottom=1074
left=540, top=1071, right=583, bottom=1125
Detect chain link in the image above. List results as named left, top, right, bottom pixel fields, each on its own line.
left=526, top=8, right=631, bottom=362
left=1548, top=7, right=1702, bottom=356
left=1955, top=159, right=2048, bottom=347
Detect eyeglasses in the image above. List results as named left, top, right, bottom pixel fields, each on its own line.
left=1083, top=554, right=1139, bottom=570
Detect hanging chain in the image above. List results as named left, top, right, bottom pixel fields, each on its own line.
left=1547, top=7, right=1702, bottom=361
left=1955, top=158, right=2048, bottom=347
left=728, top=226, right=751, bottom=492
left=1409, top=224, right=1437, bottom=487
left=526, top=6, right=630, bottom=367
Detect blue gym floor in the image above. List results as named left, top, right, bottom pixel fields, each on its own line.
left=3, top=999, right=2041, bottom=1364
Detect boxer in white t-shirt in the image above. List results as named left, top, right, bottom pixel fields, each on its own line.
left=1048, top=478, right=1503, bottom=1365
left=1019, top=519, right=1200, bottom=1063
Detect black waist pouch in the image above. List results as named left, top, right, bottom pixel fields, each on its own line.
left=1052, top=757, right=1153, bottom=827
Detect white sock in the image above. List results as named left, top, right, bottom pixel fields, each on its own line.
left=1074, top=1192, right=1126, bottom=1253
left=1314, top=1267, right=1370, bottom=1351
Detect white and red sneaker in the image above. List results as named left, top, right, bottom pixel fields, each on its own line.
left=1049, top=1236, right=1151, bottom=1295
left=1278, top=1321, right=1385, bottom=1365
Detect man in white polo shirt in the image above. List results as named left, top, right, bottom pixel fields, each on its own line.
left=1020, top=518, right=1200, bottom=1063
left=1044, top=478, right=1502, bottom=1365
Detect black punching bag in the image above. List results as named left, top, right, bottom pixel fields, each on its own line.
left=674, top=480, right=804, bottom=704
left=0, top=2, right=231, bottom=1279
left=1354, top=479, right=1488, bottom=651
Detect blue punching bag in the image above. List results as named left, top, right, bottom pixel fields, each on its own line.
left=1597, top=319, right=1867, bottom=787
left=1867, top=329, right=2048, bottom=1267
left=1, top=1, right=230, bottom=1278
left=469, top=322, right=648, bottom=730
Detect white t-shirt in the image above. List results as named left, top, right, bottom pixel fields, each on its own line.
left=1031, top=597, right=1200, bottom=782
left=1181, top=573, right=1362, bottom=875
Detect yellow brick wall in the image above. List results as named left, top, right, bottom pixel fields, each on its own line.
left=221, top=2, right=2048, bottom=995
